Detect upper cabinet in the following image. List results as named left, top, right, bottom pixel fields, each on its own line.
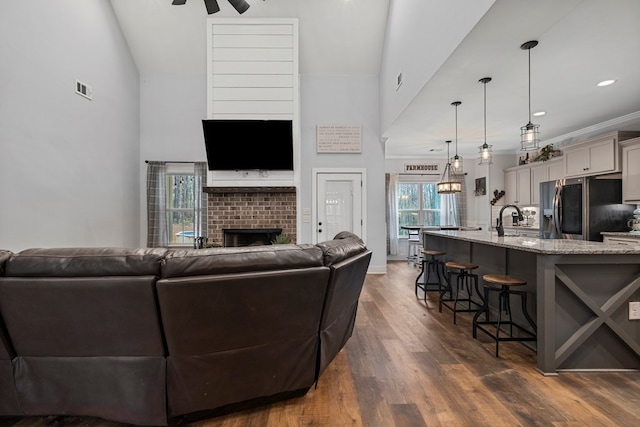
left=505, top=158, right=563, bottom=206
left=530, top=158, right=563, bottom=205
left=563, top=131, right=640, bottom=178
left=504, top=166, right=531, bottom=205
left=621, top=136, right=640, bottom=203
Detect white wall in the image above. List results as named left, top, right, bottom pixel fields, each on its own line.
left=0, top=0, right=140, bottom=251
left=469, top=153, right=513, bottom=229
left=379, top=0, right=495, bottom=132
left=137, top=73, right=387, bottom=272
left=300, top=75, right=386, bottom=273
left=385, top=153, right=514, bottom=231
left=138, top=74, right=208, bottom=243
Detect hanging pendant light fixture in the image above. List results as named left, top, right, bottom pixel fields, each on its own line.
left=450, top=101, right=463, bottom=173
left=478, top=77, right=493, bottom=165
left=437, top=140, right=462, bottom=194
left=520, top=40, right=540, bottom=151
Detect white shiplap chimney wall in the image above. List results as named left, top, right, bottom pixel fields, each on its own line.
left=206, top=18, right=300, bottom=187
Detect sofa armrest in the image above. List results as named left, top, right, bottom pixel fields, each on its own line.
left=316, top=235, right=367, bottom=266
left=0, top=250, right=12, bottom=276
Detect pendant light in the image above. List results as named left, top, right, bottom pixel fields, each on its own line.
left=520, top=40, right=540, bottom=151
left=450, top=101, right=463, bottom=173
left=478, top=77, right=493, bottom=165
left=437, top=140, right=462, bottom=194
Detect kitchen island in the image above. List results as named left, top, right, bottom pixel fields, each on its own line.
left=422, top=229, right=640, bottom=375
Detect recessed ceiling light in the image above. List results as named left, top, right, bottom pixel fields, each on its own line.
left=597, top=79, right=616, bottom=87
left=533, top=111, right=546, bottom=117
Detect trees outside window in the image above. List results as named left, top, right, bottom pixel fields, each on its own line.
left=166, top=174, right=195, bottom=244
left=397, top=182, right=441, bottom=236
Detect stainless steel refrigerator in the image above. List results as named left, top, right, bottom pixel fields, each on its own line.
left=539, top=175, right=635, bottom=241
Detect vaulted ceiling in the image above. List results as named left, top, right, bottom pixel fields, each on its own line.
left=110, top=0, right=640, bottom=159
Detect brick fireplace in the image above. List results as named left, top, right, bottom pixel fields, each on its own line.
left=204, top=187, right=297, bottom=247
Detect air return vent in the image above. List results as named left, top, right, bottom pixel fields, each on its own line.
left=75, top=79, right=92, bottom=100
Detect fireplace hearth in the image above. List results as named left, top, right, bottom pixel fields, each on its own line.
left=224, top=228, right=283, bottom=247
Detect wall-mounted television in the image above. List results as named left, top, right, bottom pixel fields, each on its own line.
left=202, top=119, right=294, bottom=171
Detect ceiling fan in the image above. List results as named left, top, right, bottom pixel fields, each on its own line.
left=171, top=0, right=250, bottom=15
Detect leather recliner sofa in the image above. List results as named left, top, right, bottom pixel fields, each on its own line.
left=0, top=233, right=371, bottom=425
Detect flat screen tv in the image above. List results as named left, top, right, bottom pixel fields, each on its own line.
left=202, top=119, right=294, bottom=171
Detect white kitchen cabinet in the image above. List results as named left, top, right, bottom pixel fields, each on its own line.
left=504, top=167, right=531, bottom=205
left=548, top=159, right=564, bottom=181
left=530, top=158, right=563, bottom=204
left=504, top=170, right=516, bottom=204
left=563, top=131, right=640, bottom=178
left=564, top=137, right=616, bottom=177
left=620, top=137, right=640, bottom=203
left=603, top=236, right=640, bottom=246
left=517, top=228, right=540, bottom=238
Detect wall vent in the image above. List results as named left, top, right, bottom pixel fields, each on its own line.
left=396, top=72, right=403, bottom=91
left=75, top=79, right=92, bottom=100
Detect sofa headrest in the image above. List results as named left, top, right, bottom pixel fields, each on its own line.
left=0, top=250, right=13, bottom=276
left=316, top=234, right=367, bottom=266
left=5, top=248, right=168, bottom=277
left=161, top=243, right=324, bottom=278
left=332, top=231, right=363, bottom=241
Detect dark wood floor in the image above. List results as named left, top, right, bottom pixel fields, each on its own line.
left=3, top=260, right=639, bottom=426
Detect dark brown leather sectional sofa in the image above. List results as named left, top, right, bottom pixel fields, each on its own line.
left=0, top=233, right=371, bottom=425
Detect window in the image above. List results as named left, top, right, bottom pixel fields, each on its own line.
left=166, top=173, right=196, bottom=245
left=146, top=161, right=207, bottom=248
left=397, top=182, right=441, bottom=236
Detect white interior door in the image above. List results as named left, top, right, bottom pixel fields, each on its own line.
left=315, top=172, right=363, bottom=242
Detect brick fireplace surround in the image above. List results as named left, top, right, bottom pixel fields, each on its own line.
left=204, top=187, right=297, bottom=247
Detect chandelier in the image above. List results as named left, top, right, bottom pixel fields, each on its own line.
left=437, top=140, right=462, bottom=194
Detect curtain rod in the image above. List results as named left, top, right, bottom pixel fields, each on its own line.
left=145, top=160, right=200, bottom=164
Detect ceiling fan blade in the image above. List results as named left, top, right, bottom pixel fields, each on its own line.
left=172, top=0, right=248, bottom=15
left=204, top=0, right=220, bottom=14
left=228, top=0, right=250, bottom=14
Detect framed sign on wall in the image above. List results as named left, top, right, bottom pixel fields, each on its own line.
left=475, top=177, right=487, bottom=196
left=316, top=125, right=362, bottom=153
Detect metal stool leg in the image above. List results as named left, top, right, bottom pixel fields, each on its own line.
left=473, top=276, right=537, bottom=358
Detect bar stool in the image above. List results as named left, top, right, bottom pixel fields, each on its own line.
left=472, top=274, right=537, bottom=357
left=406, top=228, right=422, bottom=266
left=439, top=261, right=483, bottom=324
left=415, top=250, right=446, bottom=300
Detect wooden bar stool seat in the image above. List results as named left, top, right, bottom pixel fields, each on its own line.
left=439, top=261, right=483, bottom=324
left=415, top=250, right=446, bottom=300
left=472, top=274, right=537, bottom=357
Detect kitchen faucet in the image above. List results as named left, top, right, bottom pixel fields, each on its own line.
left=496, top=204, right=524, bottom=237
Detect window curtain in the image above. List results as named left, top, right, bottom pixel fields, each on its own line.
left=146, top=161, right=168, bottom=247
left=193, top=162, right=208, bottom=239
left=440, top=173, right=467, bottom=227
left=386, top=173, right=399, bottom=255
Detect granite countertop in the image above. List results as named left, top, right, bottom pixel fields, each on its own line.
left=422, top=230, right=640, bottom=255
left=601, top=231, right=640, bottom=239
